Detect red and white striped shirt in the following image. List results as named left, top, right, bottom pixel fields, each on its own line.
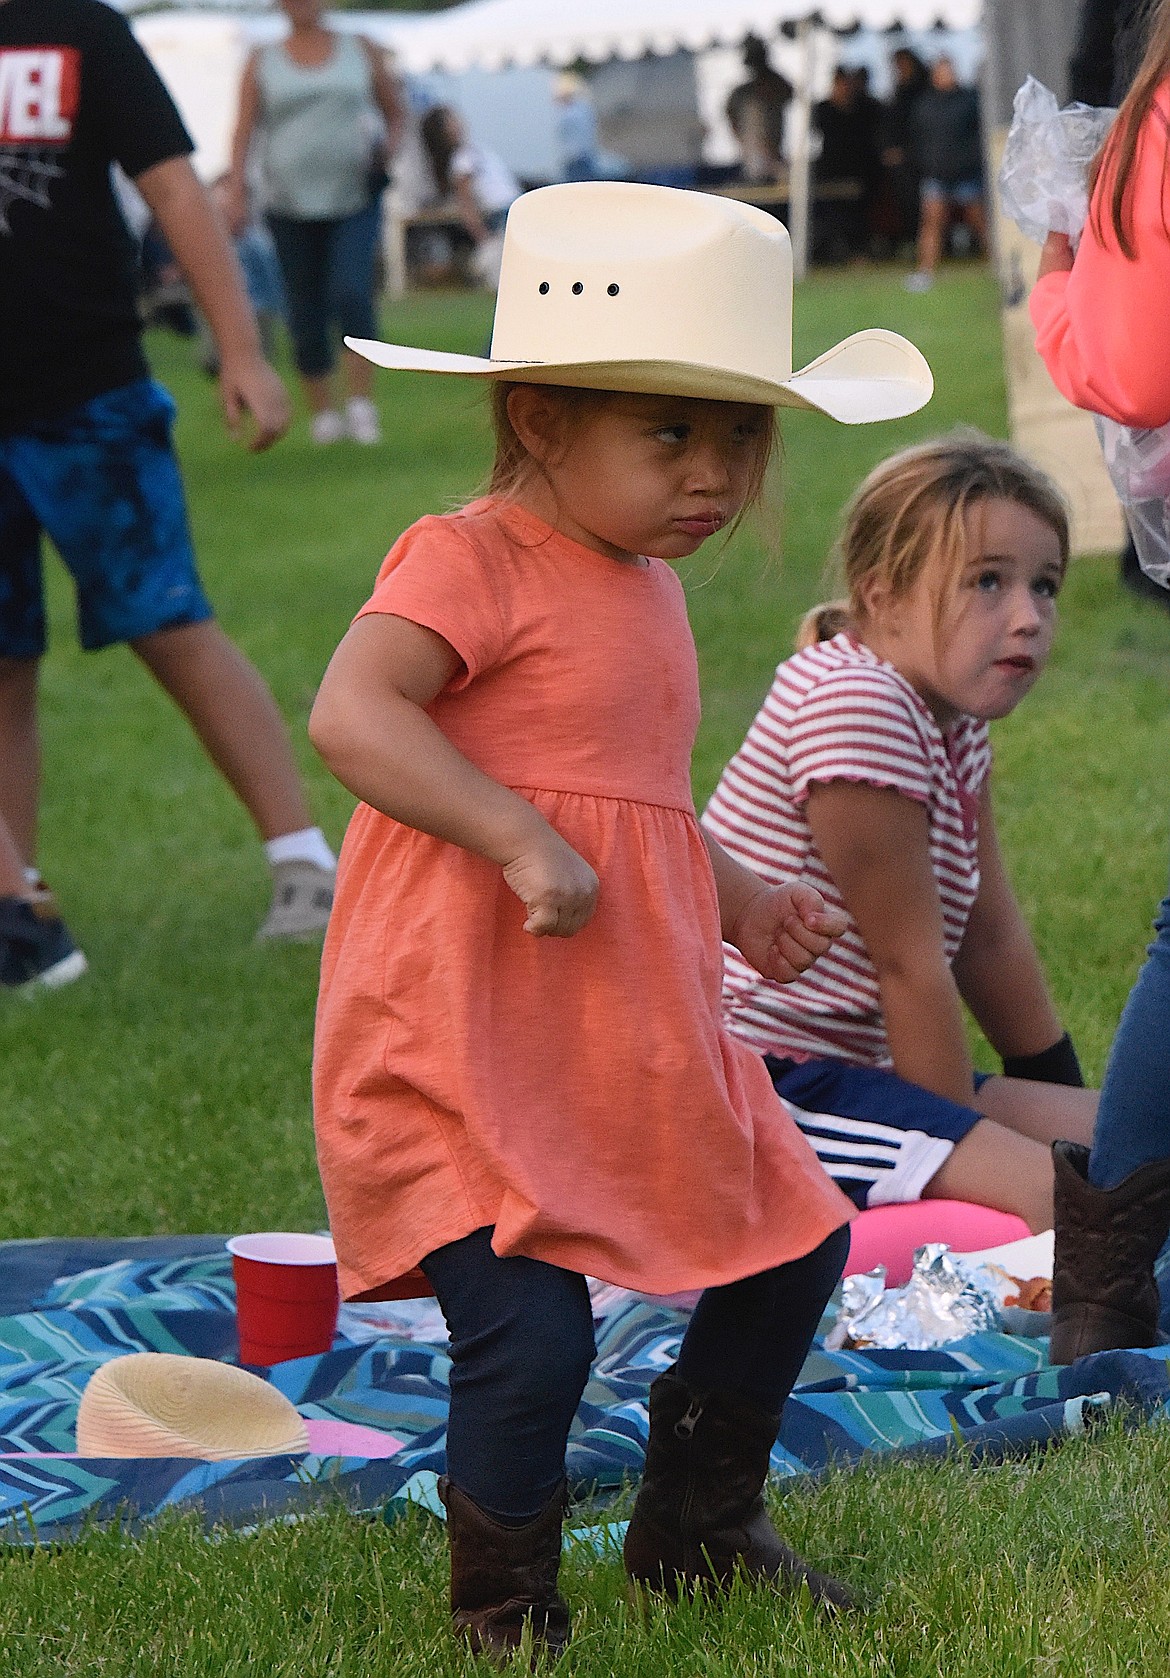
left=702, top=633, right=991, bottom=1068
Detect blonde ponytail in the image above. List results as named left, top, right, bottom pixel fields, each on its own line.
left=796, top=600, right=852, bottom=650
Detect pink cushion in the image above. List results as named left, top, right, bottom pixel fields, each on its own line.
left=303, top=1418, right=404, bottom=1458
left=846, top=1200, right=1032, bottom=1286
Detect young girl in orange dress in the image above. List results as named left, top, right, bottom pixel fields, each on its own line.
left=309, top=180, right=931, bottom=1660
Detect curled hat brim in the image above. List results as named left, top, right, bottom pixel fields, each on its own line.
left=76, top=1353, right=310, bottom=1460
left=343, top=328, right=932, bottom=425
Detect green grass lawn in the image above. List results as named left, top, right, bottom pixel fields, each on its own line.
left=4, top=264, right=1170, bottom=1670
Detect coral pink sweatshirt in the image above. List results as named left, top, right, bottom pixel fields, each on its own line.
left=1031, top=82, right=1170, bottom=429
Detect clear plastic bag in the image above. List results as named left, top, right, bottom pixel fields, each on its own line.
left=1093, top=419, right=1170, bottom=585
left=999, top=77, right=1170, bottom=586
left=997, top=76, right=1114, bottom=250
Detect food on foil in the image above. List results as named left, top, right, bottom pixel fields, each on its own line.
left=1001, top=1274, right=1052, bottom=1313
left=826, top=1243, right=1028, bottom=1351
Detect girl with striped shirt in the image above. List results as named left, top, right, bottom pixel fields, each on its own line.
left=704, top=435, right=1098, bottom=1232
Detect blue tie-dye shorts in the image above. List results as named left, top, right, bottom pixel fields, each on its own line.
left=0, top=379, right=213, bottom=656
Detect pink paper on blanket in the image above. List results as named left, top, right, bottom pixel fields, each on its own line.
left=303, top=1418, right=404, bottom=1458
left=0, top=1420, right=404, bottom=1461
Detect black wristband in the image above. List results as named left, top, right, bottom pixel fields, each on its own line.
left=1002, top=1032, right=1084, bottom=1088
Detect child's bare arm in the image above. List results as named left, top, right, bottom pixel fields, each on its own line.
left=702, top=830, right=846, bottom=982
left=805, top=780, right=974, bottom=1105
left=952, top=785, right=1063, bottom=1057
left=309, top=613, right=598, bottom=936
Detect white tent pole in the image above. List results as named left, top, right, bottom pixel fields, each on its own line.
left=788, top=15, right=814, bottom=283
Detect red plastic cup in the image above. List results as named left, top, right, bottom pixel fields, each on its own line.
left=227, top=1232, right=340, bottom=1365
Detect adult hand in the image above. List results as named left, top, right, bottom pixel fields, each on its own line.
left=1038, top=230, right=1074, bottom=279
left=218, top=352, right=291, bottom=452
left=502, top=830, right=599, bottom=938
left=729, top=879, right=848, bottom=984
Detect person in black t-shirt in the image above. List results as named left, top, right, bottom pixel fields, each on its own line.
left=1069, top=0, right=1148, bottom=105
left=903, top=55, right=986, bottom=292
left=811, top=67, right=878, bottom=262
left=878, top=47, right=929, bottom=252
left=0, top=0, right=340, bottom=950
left=725, top=34, right=793, bottom=183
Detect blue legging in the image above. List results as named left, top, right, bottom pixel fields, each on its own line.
left=420, top=1222, right=850, bottom=1522
left=1087, top=889, right=1170, bottom=1329
left=1088, top=890, right=1170, bottom=1191
left=267, top=200, right=381, bottom=379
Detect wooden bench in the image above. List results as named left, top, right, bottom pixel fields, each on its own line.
left=383, top=201, right=473, bottom=298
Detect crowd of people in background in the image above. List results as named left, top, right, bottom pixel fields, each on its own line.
left=809, top=47, right=984, bottom=285
left=133, top=25, right=986, bottom=364
left=724, top=35, right=985, bottom=289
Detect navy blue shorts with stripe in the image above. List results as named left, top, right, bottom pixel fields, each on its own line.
left=0, top=379, right=213, bottom=657
left=765, top=1054, right=992, bottom=1211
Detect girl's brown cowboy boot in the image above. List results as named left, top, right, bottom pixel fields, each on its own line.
left=440, top=1476, right=571, bottom=1665
left=623, top=1366, right=856, bottom=1610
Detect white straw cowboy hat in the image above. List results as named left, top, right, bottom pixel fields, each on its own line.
left=348, top=181, right=932, bottom=424
left=76, top=1354, right=309, bottom=1460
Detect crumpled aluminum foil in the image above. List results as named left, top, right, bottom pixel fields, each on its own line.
left=826, top=1243, right=1004, bottom=1351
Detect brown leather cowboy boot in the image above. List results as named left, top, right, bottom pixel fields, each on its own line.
left=1049, top=1140, right=1170, bottom=1365
left=623, top=1367, right=856, bottom=1611
left=440, top=1476, right=571, bottom=1664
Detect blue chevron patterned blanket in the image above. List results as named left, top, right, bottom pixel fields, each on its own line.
left=0, top=1235, right=1165, bottom=1545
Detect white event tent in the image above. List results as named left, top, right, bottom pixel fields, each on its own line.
left=359, top=0, right=981, bottom=75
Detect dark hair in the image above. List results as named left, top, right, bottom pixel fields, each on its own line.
left=1091, top=0, right=1170, bottom=257
left=891, top=48, right=929, bottom=98
left=420, top=105, right=457, bottom=198
left=743, top=33, right=770, bottom=72
left=797, top=431, right=1069, bottom=650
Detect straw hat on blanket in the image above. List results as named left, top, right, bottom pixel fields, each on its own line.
left=347, top=180, right=933, bottom=424
left=76, top=1353, right=309, bottom=1459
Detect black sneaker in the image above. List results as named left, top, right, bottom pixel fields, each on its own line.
left=0, top=897, right=88, bottom=991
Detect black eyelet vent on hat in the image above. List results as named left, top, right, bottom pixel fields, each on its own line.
left=572, top=281, right=584, bottom=294
left=538, top=281, right=550, bottom=294
left=607, top=283, right=619, bottom=296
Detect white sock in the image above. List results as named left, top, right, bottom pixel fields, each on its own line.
left=23, top=866, right=41, bottom=887
left=264, top=827, right=336, bottom=872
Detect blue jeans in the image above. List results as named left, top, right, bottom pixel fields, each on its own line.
left=1088, top=891, right=1170, bottom=1190
left=420, top=1223, right=850, bottom=1522
left=267, top=199, right=381, bottom=378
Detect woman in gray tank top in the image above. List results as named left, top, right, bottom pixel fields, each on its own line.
left=228, top=0, right=403, bottom=444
